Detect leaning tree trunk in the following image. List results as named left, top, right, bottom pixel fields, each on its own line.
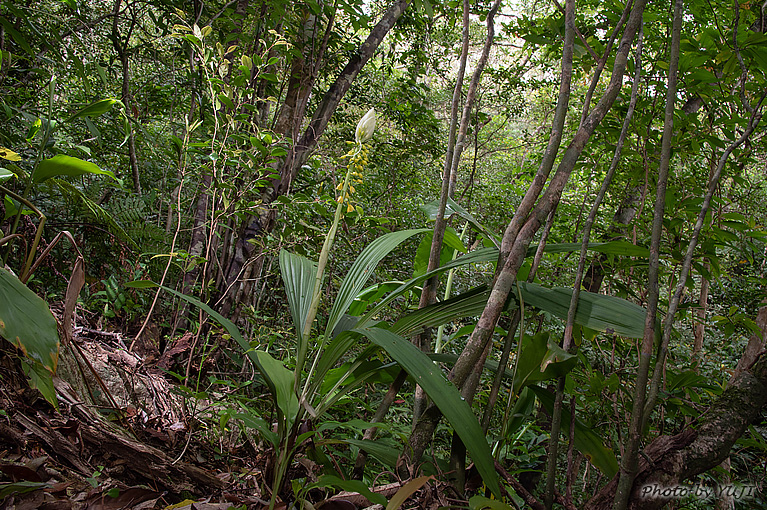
left=403, top=0, right=648, bottom=467
left=217, top=0, right=412, bottom=317
left=584, top=310, right=767, bottom=510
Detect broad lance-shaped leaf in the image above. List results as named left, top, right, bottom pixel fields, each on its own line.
left=253, top=350, right=299, bottom=430
left=358, top=247, right=500, bottom=327
left=125, top=281, right=298, bottom=426
left=66, top=98, right=121, bottom=121
left=279, top=249, right=316, bottom=343
left=517, top=282, right=649, bottom=339
left=318, top=249, right=499, bottom=387
left=0, top=268, right=60, bottom=408
left=356, top=244, right=647, bottom=336
left=0, top=268, right=60, bottom=372
left=348, top=281, right=406, bottom=316
left=325, top=228, right=428, bottom=338
left=34, top=155, right=117, bottom=183
left=526, top=240, right=650, bottom=258
left=387, top=282, right=648, bottom=340
left=354, top=326, right=502, bottom=499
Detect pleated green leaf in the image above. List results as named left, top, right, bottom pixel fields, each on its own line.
left=518, top=282, right=647, bottom=338
left=387, top=281, right=647, bottom=341
left=325, top=228, right=428, bottom=338
left=233, top=411, right=279, bottom=447
left=358, top=247, right=499, bottom=328
left=412, top=227, right=466, bottom=277
left=526, top=240, right=650, bottom=258
left=279, top=249, right=317, bottom=342
left=390, top=285, right=493, bottom=336
left=253, top=350, right=299, bottom=430
left=355, top=326, right=502, bottom=498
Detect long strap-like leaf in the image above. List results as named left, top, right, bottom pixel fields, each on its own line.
left=325, top=228, right=428, bottom=338
left=354, top=326, right=502, bottom=499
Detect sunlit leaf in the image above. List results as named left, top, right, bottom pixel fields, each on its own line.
left=66, top=98, right=119, bottom=121
left=0, top=147, right=21, bottom=161
left=34, top=155, right=116, bottom=183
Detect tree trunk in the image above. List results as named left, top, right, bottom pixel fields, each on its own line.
left=584, top=333, right=767, bottom=510
left=276, top=0, right=412, bottom=195
left=111, top=0, right=140, bottom=194
left=403, top=0, right=648, bottom=466
left=692, top=263, right=710, bottom=369
left=217, top=0, right=411, bottom=316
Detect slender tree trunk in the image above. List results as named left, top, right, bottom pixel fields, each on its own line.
left=412, top=0, right=499, bottom=427
left=692, top=264, right=709, bottom=369
left=613, top=2, right=681, bottom=507
left=111, top=0, right=140, bottom=194
left=546, top=20, right=643, bottom=509
left=404, top=0, right=648, bottom=467
left=585, top=325, right=767, bottom=510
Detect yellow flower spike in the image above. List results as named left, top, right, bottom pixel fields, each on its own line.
left=336, top=182, right=343, bottom=190
left=337, top=196, right=343, bottom=203
left=349, top=186, right=355, bottom=194
left=347, top=203, right=354, bottom=213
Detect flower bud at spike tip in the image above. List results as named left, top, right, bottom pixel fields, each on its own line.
left=355, top=108, right=376, bottom=143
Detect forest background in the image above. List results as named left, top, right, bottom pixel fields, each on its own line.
left=0, top=0, right=766, bottom=508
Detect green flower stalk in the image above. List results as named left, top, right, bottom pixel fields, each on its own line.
left=298, top=109, right=376, bottom=366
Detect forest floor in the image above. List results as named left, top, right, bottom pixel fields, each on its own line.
left=0, top=316, right=455, bottom=510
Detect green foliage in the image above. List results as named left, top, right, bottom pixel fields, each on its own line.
left=34, top=155, right=117, bottom=184
left=2, top=0, right=766, bottom=506
left=355, top=326, right=502, bottom=497
left=0, top=267, right=60, bottom=407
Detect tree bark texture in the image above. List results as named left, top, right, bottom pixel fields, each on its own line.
left=585, top=352, right=767, bottom=510
left=216, top=0, right=410, bottom=317
left=404, top=0, right=648, bottom=467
